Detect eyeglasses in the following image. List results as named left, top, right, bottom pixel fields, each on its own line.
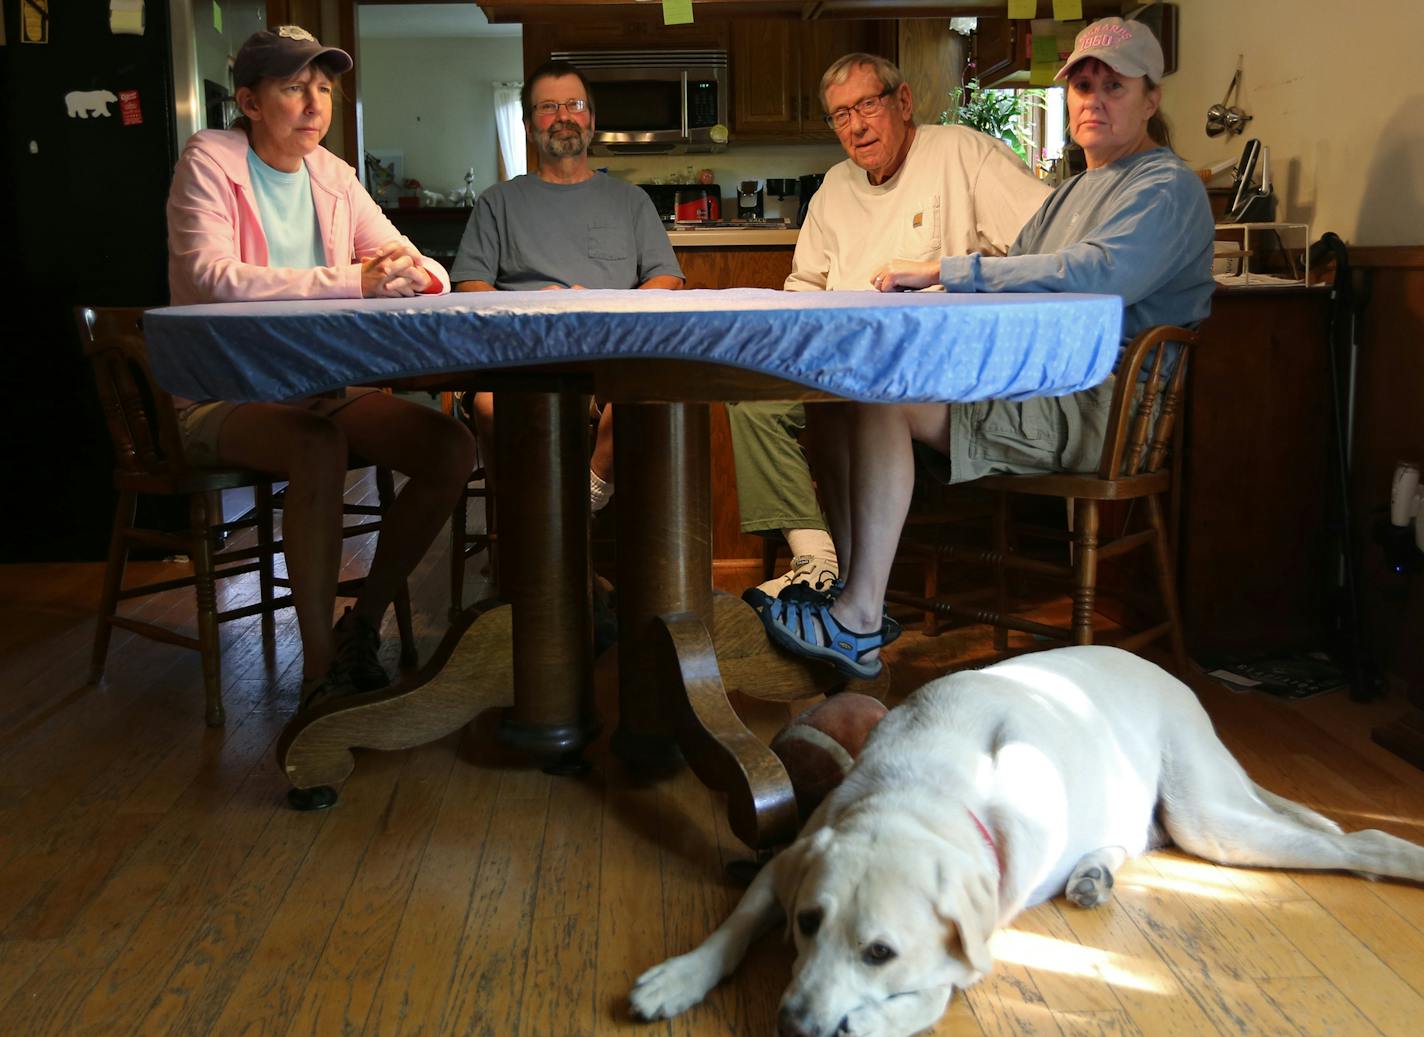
left=823, top=89, right=893, bottom=129
left=531, top=98, right=588, bottom=118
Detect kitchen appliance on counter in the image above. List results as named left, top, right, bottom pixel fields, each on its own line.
left=639, top=183, right=723, bottom=224
left=674, top=186, right=721, bottom=223
left=796, top=173, right=825, bottom=227
left=554, top=49, right=728, bottom=155
left=736, top=180, right=765, bottom=221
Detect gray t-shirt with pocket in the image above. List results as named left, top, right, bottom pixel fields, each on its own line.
left=450, top=173, right=682, bottom=290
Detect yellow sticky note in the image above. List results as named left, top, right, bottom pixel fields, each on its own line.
left=1030, top=28, right=1060, bottom=86
left=662, top=0, right=693, bottom=26
left=1008, top=0, right=1037, bottom=18
left=1031, top=33, right=1059, bottom=65
left=1053, top=0, right=1083, bottom=19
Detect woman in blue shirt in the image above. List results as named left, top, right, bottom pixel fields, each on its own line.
left=756, top=17, right=1215, bottom=680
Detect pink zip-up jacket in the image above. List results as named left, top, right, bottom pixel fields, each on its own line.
left=167, top=129, right=449, bottom=305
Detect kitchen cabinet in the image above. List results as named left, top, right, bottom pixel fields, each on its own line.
left=969, top=17, right=1027, bottom=88
left=1178, top=288, right=1335, bottom=658
left=731, top=18, right=897, bottom=141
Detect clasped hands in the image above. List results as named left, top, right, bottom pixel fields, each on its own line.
left=360, top=240, right=432, bottom=298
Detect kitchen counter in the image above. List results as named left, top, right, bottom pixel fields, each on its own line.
left=666, top=227, right=799, bottom=247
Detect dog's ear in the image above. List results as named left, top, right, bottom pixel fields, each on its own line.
left=937, top=862, right=997, bottom=976
left=772, top=827, right=832, bottom=939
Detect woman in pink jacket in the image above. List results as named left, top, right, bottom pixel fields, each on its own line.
left=166, top=26, right=476, bottom=710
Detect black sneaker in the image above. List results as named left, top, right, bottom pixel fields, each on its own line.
left=333, top=607, right=390, bottom=692
left=299, top=663, right=360, bottom=712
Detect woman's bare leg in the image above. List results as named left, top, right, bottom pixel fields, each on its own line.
left=816, top=403, right=951, bottom=664
left=215, top=404, right=349, bottom=679
left=332, top=393, right=477, bottom=625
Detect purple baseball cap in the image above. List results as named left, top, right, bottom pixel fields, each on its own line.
left=233, top=25, right=353, bottom=90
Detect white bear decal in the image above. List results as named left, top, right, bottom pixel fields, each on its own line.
left=65, top=90, right=119, bottom=119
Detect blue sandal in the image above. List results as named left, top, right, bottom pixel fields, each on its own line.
left=757, top=590, right=900, bottom=680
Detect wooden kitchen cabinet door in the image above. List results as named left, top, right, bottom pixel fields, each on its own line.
left=799, top=19, right=898, bottom=136
left=970, top=17, right=1026, bottom=88
left=732, top=20, right=801, bottom=136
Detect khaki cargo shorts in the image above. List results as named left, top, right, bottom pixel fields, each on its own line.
left=175, top=388, right=380, bottom=468
left=916, top=376, right=1118, bottom=485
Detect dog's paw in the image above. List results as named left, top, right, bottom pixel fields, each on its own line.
left=1065, top=863, right=1115, bottom=908
left=628, top=952, right=721, bottom=1021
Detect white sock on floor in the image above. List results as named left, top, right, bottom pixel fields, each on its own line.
left=783, top=527, right=837, bottom=564
left=590, top=469, right=614, bottom=513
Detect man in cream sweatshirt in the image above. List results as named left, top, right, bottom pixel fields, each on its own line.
left=729, top=52, right=1050, bottom=601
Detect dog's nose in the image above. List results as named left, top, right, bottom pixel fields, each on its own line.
left=776, top=1004, right=817, bottom=1037
left=777, top=1004, right=851, bottom=1037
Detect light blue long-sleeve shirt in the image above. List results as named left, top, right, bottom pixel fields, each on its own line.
left=938, top=147, right=1215, bottom=342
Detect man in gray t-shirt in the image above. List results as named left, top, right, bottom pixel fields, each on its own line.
left=452, top=60, right=683, bottom=515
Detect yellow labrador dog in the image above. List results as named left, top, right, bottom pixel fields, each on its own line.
left=630, top=646, right=1424, bottom=1037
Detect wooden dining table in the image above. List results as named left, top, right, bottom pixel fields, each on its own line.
left=143, top=288, right=1121, bottom=850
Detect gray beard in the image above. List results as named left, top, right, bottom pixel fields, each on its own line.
left=538, top=121, right=591, bottom=160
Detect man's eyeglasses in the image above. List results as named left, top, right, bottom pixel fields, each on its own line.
left=532, top=99, right=589, bottom=118
left=823, top=89, right=894, bottom=129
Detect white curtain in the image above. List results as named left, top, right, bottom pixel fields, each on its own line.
left=493, top=82, right=526, bottom=181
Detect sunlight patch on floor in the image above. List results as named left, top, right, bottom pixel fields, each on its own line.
left=989, top=929, right=1172, bottom=994
left=1128, top=854, right=1255, bottom=902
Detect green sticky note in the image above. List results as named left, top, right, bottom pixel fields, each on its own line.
left=662, top=0, right=693, bottom=26
left=1053, top=0, right=1083, bottom=19
left=1030, top=61, right=1058, bottom=87
left=1031, top=33, right=1059, bottom=65
left=213, top=1, right=222, bottom=33
left=1007, top=0, right=1037, bottom=18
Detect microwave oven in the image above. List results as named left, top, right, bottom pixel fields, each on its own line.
left=551, top=49, right=727, bottom=155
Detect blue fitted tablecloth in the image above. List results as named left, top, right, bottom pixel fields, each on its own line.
left=143, top=288, right=1122, bottom=405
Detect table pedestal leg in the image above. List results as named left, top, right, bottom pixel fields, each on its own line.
left=611, top=402, right=710, bottom=770
left=495, top=391, right=599, bottom=768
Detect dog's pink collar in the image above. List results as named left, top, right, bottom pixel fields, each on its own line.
left=968, top=808, right=1002, bottom=882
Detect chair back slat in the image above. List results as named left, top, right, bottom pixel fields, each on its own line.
left=1097, top=325, right=1199, bottom=480
left=75, top=306, right=186, bottom=478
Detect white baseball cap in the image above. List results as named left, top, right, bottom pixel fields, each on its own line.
left=1055, top=17, right=1165, bottom=83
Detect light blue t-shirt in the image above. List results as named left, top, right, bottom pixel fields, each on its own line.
left=246, top=150, right=325, bottom=270
left=450, top=172, right=681, bottom=290
left=938, top=147, right=1215, bottom=342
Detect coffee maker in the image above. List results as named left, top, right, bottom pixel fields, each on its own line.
left=736, top=180, right=764, bottom=221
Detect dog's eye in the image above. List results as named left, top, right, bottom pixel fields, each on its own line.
left=862, top=942, right=897, bottom=965
left=796, top=909, right=823, bottom=937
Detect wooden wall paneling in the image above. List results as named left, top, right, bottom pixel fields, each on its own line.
left=1348, top=256, right=1424, bottom=701
left=899, top=18, right=961, bottom=128
left=1178, top=289, right=1335, bottom=658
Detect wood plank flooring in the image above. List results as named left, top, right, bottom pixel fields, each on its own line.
left=2, top=471, right=1423, bottom=1036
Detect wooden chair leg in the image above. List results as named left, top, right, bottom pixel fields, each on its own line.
left=992, top=492, right=1010, bottom=652
left=1071, top=498, right=1099, bottom=646
left=449, top=482, right=469, bottom=620
left=1146, top=492, right=1189, bottom=673
left=189, top=493, right=225, bottom=727
left=256, top=481, right=276, bottom=640
left=374, top=465, right=419, bottom=668
left=91, top=491, right=136, bottom=684
left=922, top=544, right=942, bottom=636
left=761, top=535, right=780, bottom=582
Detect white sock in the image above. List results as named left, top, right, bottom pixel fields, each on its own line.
left=590, top=469, right=614, bottom=513
left=783, top=527, right=837, bottom=564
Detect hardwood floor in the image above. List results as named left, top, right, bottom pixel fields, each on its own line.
left=2, top=473, right=1423, bottom=1036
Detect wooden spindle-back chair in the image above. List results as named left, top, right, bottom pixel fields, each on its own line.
left=887, top=324, right=1200, bottom=671
left=78, top=306, right=416, bottom=725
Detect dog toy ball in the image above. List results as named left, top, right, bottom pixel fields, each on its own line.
left=771, top=693, right=887, bottom=817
